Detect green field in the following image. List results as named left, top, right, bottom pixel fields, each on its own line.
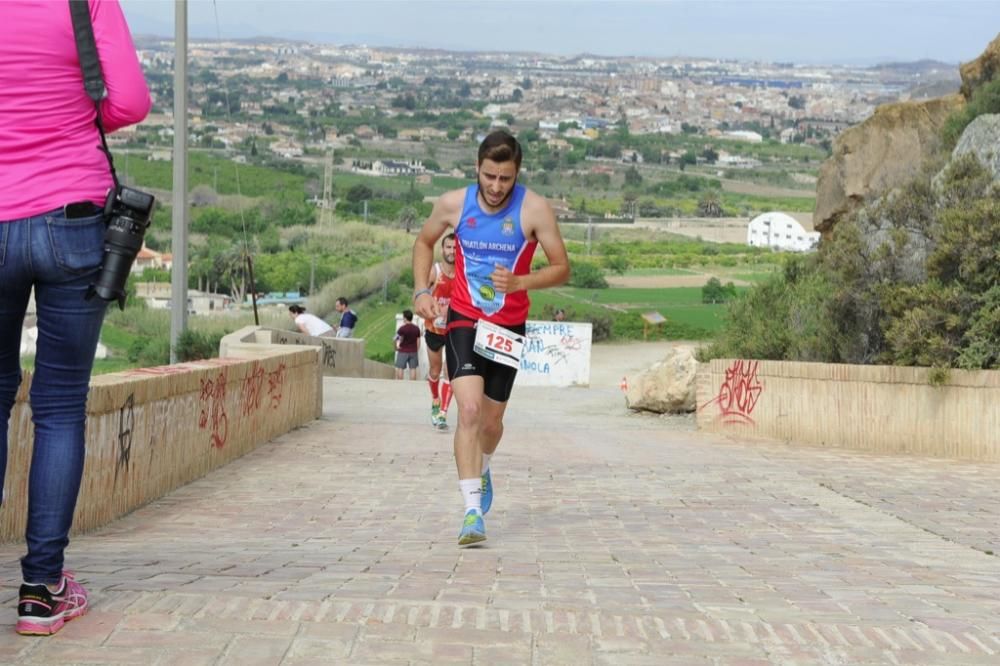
left=556, top=286, right=742, bottom=307
left=530, top=287, right=731, bottom=340
left=125, top=151, right=308, bottom=197
left=353, top=298, right=411, bottom=364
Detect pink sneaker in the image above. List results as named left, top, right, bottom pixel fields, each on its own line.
left=16, top=571, right=89, bottom=636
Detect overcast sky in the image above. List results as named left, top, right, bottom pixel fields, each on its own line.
left=120, top=0, right=1000, bottom=66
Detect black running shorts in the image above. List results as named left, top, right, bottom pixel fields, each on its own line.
left=445, top=309, right=525, bottom=403
left=424, top=329, right=446, bottom=352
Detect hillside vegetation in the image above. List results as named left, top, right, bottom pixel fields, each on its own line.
left=701, top=84, right=1000, bottom=370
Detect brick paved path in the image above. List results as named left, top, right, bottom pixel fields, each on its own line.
left=2, top=365, right=1000, bottom=664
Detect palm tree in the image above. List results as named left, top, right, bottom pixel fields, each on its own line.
left=697, top=191, right=724, bottom=217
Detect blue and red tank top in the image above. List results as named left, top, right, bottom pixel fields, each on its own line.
left=451, top=184, right=538, bottom=326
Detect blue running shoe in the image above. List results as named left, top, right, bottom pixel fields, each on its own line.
left=480, top=468, right=493, bottom=515
left=458, top=510, right=486, bottom=546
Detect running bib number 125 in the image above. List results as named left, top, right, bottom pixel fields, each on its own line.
left=473, top=320, right=524, bottom=369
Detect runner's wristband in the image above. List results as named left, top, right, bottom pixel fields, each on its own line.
left=413, top=288, right=432, bottom=303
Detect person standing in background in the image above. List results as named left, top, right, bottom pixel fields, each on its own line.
left=334, top=297, right=357, bottom=338
left=0, top=0, right=151, bottom=636
left=394, top=310, right=421, bottom=380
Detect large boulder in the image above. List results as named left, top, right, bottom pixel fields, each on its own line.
left=813, top=94, right=964, bottom=235
left=625, top=346, right=697, bottom=414
left=951, top=113, right=1000, bottom=180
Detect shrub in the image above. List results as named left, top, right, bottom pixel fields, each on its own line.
left=941, top=78, right=1000, bottom=148
left=701, top=277, right=737, bottom=304
left=129, top=337, right=170, bottom=367
left=176, top=329, right=221, bottom=362
left=568, top=260, right=608, bottom=289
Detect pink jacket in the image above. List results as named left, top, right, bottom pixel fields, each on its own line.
left=0, top=0, right=152, bottom=221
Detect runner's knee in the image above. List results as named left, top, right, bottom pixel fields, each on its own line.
left=481, top=420, right=503, bottom=443
left=457, top=399, right=481, bottom=425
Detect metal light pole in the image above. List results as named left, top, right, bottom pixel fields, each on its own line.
left=169, top=0, right=188, bottom=363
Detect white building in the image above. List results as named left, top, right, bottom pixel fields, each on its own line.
left=747, top=212, right=819, bottom=252
left=724, top=130, right=764, bottom=143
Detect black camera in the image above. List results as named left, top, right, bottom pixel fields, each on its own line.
left=85, top=185, right=155, bottom=310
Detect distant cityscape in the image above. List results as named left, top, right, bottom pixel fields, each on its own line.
left=122, top=37, right=960, bottom=179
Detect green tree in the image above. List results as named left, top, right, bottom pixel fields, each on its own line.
left=624, top=166, right=643, bottom=187
left=346, top=184, right=374, bottom=203
left=702, top=277, right=725, bottom=303
left=701, top=277, right=738, bottom=303
left=398, top=206, right=418, bottom=234
left=697, top=191, right=723, bottom=217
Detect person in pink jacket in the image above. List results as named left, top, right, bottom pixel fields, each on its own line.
left=0, top=0, right=151, bottom=637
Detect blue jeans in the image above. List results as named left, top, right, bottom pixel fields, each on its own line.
left=0, top=206, right=108, bottom=584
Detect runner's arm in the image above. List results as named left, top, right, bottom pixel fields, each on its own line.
left=491, top=194, right=570, bottom=294
left=413, top=190, right=460, bottom=319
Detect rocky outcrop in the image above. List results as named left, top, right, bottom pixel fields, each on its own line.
left=625, top=347, right=697, bottom=414
left=960, top=33, right=1000, bottom=99
left=813, top=95, right=963, bottom=234
left=814, top=32, right=1000, bottom=236
left=952, top=113, right=1000, bottom=180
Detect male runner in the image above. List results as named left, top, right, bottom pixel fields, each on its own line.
left=412, top=130, right=570, bottom=546
left=424, top=233, right=457, bottom=430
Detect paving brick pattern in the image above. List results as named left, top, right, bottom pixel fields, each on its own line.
left=1, top=376, right=999, bottom=664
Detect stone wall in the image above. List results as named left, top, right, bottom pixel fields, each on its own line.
left=696, top=359, right=1000, bottom=461
left=1, top=345, right=321, bottom=543
left=221, top=326, right=395, bottom=381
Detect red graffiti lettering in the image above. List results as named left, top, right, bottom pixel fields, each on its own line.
left=701, top=360, right=763, bottom=426
left=240, top=362, right=265, bottom=417
left=198, top=370, right=229, bottom=448
left=267, top=363, right=286, bottom=409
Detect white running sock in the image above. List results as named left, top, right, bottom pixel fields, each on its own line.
left=481, top=453, right=492, bottom=476
left=459, top=478, right=482, bottom=514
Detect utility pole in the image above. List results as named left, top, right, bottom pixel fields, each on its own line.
left=586, top=215, right=592, bottom=256
left=381, top=242, right=389, bottom=302
left=169, top=0, right=188, bottom=363
left=309, top=255, right=315, bottom=294
left=363, top=200, right=369, bottom=225
left=321, top=151, right=333, bottom=225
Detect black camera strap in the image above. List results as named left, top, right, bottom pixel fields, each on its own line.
left=68, top=0, right=121, bottom=191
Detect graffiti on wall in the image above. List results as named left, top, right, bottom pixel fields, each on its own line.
left=240, top=362, right=265, bottom=417
left=199, top=370, right=229, bottom=448
left=703, top=359, right=764, bottom=426
left=240, top=361, right=287, bottom=416
left=267, top=363, right=286, bottom=409
left=115, top=393, right=134, bottom=484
